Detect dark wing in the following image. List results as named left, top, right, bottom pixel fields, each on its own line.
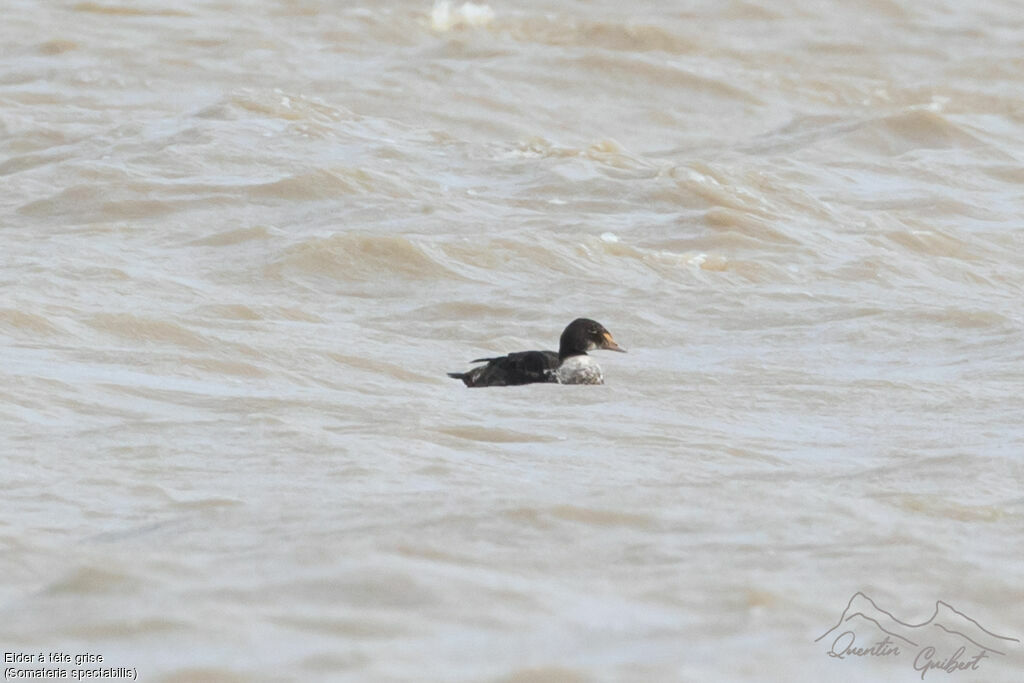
left=453, top=350, right=559, bottom=387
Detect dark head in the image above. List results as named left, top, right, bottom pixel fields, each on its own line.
left=558, top=318, right=626, bottom=359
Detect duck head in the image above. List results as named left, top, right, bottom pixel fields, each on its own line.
left=558, top=318, right=626, bottom=359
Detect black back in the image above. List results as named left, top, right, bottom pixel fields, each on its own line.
left=449, top=350, right=560, bottom=387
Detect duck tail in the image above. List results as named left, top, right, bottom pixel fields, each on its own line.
left=447, top=372, right=472, bottom=386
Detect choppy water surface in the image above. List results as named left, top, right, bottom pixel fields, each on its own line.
left=2, top=0, right=1023, bottom=680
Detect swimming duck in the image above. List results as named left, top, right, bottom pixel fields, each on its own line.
left=447, top=318, right=625, bottom=387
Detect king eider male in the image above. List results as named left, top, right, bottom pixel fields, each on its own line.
left=447, top=318, right=626, bottom=387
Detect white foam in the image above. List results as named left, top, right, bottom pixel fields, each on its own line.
left=431, top=1, right=495, bottom=31
left=687, top=169, right=715, bottom=185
